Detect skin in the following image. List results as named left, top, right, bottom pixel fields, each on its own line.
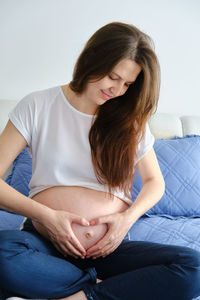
left=57, top=58, right=142, bottom=299
left=62, top=58, right=141, bottom=116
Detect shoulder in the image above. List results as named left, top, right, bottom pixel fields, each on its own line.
left=26, top=85, right=60, bottom=104
left=135, top=122, right=155, bottom=165
left=16, top=85, right=61, bottom=111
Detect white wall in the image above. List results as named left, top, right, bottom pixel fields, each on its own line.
left=0, top=0, right=200, bottom=116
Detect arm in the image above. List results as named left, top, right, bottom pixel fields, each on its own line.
left=124, top=148, right=165, bottom=223
left=0, top=179, right=53, bottom=223
left=86, top=148, right=165, bottom=258
left=0, top=120, right=52, bottom=223
left=0, top=121, right=89, bottom=258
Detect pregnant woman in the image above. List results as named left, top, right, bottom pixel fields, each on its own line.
left=0, top=22, right=200, bottom=300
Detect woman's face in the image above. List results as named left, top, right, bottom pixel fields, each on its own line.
left=84, top=58, right=142, bottom=107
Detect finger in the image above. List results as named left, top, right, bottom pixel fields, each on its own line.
left=69, top=231, right=87, bottom=256
left=87, top=245, right=106, bottom=257
left=98, top=241, right=122, bottom=258
left=53, top=237, right=83, bottom=258
left=53, top=242, right=66, bottom=256
left=72, top=216, right=90, bottom=227
left=86, top=244, right=101, bottom=256
left=89, top=240, right=119, bottom=258
left=93, top=246, right=115, bottom=259
left=90, top=215, right=111, bottom=226
left=86, top=230, right=111, bottom=253
left=65, top=240, right=85, bottom=257
left=87, top=235, right=111, bottom=255
left=53, top=241, right=78, bottom=258
left=60, top=245, right=80, bottom=259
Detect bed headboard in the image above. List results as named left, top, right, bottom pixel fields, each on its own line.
left=0, top=99, right=200, bottom=179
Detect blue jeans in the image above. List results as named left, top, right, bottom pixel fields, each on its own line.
left=0, top=218, right=200, bottom=300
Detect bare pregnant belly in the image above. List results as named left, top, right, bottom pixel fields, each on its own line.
left=32, top=186, right=129, bottom=250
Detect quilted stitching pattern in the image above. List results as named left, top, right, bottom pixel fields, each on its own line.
left=132, top=135, right=200, bottom=217
left=130, top=215, right=200, bottom=252
left=129, top=215, right=200, bottom=300
left=5, top=147, right=32, bottom=197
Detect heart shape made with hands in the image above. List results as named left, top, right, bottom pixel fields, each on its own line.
left=71, top=222, right=108, bottom=250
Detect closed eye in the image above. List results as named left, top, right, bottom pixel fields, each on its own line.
left=108, top=74, right=116, bottom=80
left=108, top=75, right=130, bottom=88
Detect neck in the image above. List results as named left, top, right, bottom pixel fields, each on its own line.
left=62, top=84, right=98, bottom=116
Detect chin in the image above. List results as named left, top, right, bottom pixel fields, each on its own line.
left=96, top=98, right=106, bottom=105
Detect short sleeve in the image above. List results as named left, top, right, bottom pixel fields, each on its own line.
left=135, top=122, right=155, bottom=165
left=8, top=93, right=35, bottom=148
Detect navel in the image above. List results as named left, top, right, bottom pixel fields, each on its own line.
left=85, top=232, right=92, bottom=239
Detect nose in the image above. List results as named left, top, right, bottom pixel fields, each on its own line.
left=110, top=82, right=124, bottom=97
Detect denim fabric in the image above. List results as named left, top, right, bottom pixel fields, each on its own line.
left=0, top=219, right=200, bottom=300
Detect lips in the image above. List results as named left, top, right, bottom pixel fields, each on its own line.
left=101, top=90, right=111, bottom=101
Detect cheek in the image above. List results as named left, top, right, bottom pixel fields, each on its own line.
left=92, top=77, right=110, bottom=92
left=120, top=87, right=128, bottom=96
left=88, top=83, right=100, bottom=94
left=95, top=83, right=102, bottom=90
left=98, top=78, right=110, bottom=88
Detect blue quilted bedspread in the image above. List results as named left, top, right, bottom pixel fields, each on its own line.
left=130, top=215, right=200, bottom=253
left=129, top=215, right=200, bottom=300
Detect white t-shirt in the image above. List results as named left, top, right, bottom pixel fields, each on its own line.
left=8, top=86, right=155, bottom=205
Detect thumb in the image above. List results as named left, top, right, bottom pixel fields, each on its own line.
left=73, top=215, right=90, bottom=226
left=90, top=215, right=110, bottom=226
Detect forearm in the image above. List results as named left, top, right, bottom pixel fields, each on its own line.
left=124, top=178, right=165, bottom=223
left=0, top=178, right=53, bottom=224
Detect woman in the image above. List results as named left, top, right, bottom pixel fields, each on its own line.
left=0, top=22, right=200, bottom=300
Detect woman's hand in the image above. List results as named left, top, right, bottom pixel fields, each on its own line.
left=34, top=209, right=89, bottom=259
left=86, top=211, right=133, bottom=259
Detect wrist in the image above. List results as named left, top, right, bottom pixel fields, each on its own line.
left=123, top=205, right=139, bottom=225
left=31, top=203, right=55, bottom=225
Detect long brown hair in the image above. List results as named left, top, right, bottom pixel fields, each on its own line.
left=69, top=22, right=160, bottom=200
